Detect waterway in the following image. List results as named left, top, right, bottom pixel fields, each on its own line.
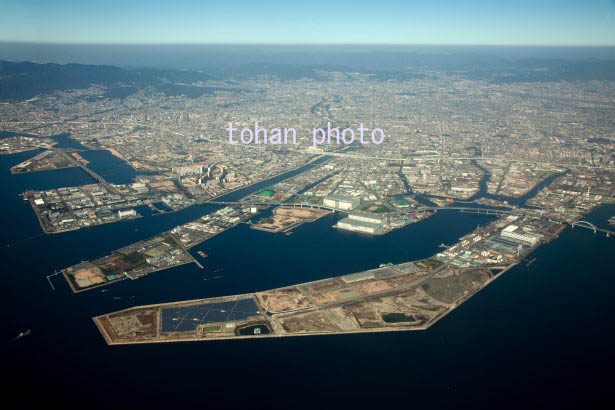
left=80, top=149, right=149, bottom=185
left=469, top=160, right=568, bottom=207
left=406, top=160, right=567, bottom=209
left=2, top=147, right=615, bottom=410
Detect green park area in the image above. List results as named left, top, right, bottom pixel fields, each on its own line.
left=255, top=189, right=275, bottom=197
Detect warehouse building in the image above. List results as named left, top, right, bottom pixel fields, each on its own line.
left=500, top=226, right=542, bottom=246
left=323, top=194, right=360, bottom=210
left=335, top=217, right=380, bottom=234
left=118, top=209, right=137, bottom=218
left=485, top=237, right=521, bottom=258
left=347, top=211, right=384, bottom=225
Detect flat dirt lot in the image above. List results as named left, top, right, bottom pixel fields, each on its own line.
left=73, top=267, right=105, bottom=288
left=280, top=311, right=341, bottom=333
left=354, top=280, right=394, bottom=295
left=258, top=287, right=314, bottom=312
left=252, top=207, right=330, bottom=233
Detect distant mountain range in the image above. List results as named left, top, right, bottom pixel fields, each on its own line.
left=1, top=54, right=615, bottom=101
left=0, top=60, right=223, bottom=101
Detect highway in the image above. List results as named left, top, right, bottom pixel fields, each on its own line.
left=204, top=199, right=516, bottom=216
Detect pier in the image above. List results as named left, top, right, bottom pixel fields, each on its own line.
left=46, top=270, right=60, bottom=291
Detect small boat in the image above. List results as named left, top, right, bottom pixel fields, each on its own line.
left=12, top=329, right=31, bottom=341
left=197, top=251, right=208, bottom=258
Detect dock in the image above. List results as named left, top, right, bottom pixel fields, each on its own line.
left=46, top=270, right=60, bottom=291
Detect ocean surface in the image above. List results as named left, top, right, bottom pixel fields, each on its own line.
left=2, top=146, right=615, bottom=410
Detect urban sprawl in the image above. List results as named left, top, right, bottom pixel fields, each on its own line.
left=2, top=69, right=614, bottom=342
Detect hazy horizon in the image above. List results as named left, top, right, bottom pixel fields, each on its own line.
left=1, top=1, right=614, bottom=46
left=2, top=43, right=615, bottom=71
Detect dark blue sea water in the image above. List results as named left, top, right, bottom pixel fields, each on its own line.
left=80, top=149, right=154, bottom=185
left=2, top=149, right=615, bottom=410
left=47, top=132, right=89, bottom=150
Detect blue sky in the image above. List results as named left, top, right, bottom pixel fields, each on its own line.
left=0, top=0, right=614, bottom=45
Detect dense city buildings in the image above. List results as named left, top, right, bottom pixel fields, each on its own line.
left=3, top=61, right=614, bottom=294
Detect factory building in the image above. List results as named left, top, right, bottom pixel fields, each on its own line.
left=323, top=194, right=360, bottom=210
left=485, top=237, right=521, bottom=258
left=118, top=209, right=137, bottom=218
left=501, top=230, right=542, bottom=246
left=500, top=225, right=542, bottom=246
left=347, top=211, right=384, bottom=225
left=335, top=218, right=380, bottom=234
